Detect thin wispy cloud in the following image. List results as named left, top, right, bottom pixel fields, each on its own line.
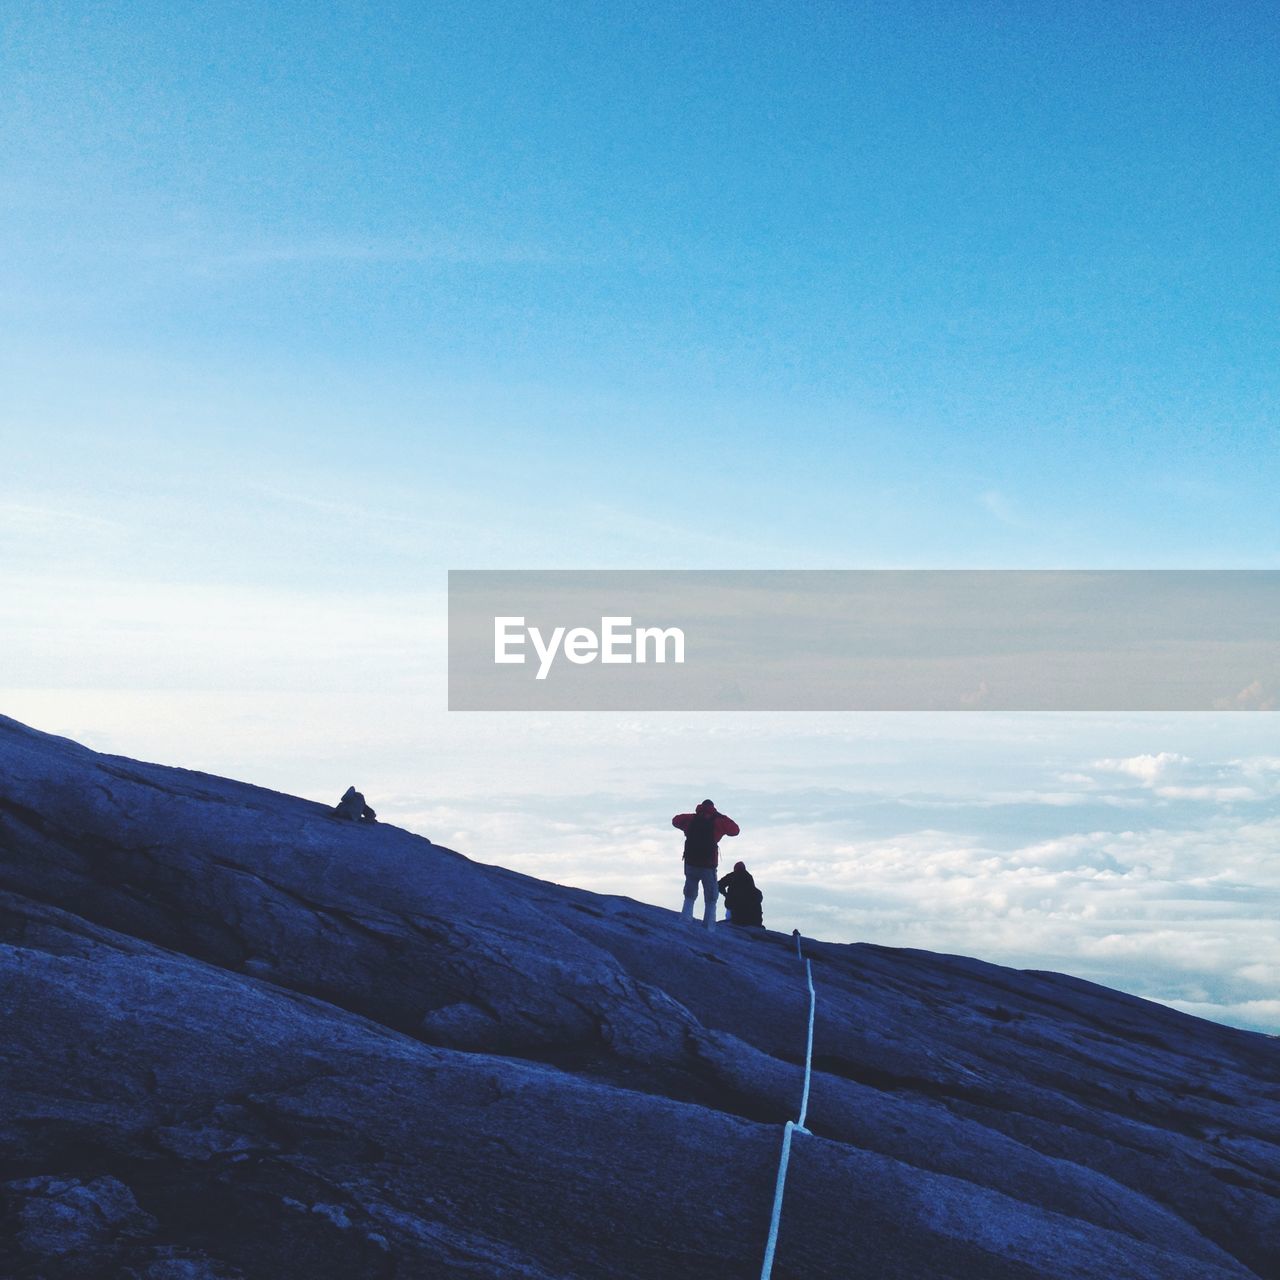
left=978, top=489, right=1027, bottom=528
left=94, top=230, right=567, bottom=275
left=194, top=234, right=563, bottom=270
left=0, top=502, right=119, bottom=533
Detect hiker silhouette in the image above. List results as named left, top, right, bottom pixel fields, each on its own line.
left=672, top=799, right=739, bottom=929
left=333, top=786, right=377, bottom=823
left=719, top=861, right=763, bottom=927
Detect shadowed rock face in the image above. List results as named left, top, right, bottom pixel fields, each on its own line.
left=1, top=715, right=1277, bottom=1280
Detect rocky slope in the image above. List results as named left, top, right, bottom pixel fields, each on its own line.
left=1, top=713, right=1277, bottom=1279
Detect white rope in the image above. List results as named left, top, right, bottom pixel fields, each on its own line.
left=759, top=1121, right=801, bottom=1279
left=760, top=938, right=817, bottom=1280
left=797, top=958, right=815, bottom=1132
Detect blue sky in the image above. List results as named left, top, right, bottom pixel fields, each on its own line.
left=3, top=4, right=1278, bottom=1027
left=6, top=0, right=1278, bottom=574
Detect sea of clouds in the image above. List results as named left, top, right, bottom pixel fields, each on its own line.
left=380, top=716, right=1280, bottom=1036
left=9, top=691, right=1278, bottom=1035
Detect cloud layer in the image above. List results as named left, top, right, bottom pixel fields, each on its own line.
left=387, top=739, right=1280, bottom=1034
left=7, top=694, right=1277, bottom=1036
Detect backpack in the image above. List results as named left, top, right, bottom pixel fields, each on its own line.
left=683, top=813, right=718, bottom=866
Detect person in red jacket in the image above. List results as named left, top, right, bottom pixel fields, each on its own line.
left=672, top=798, right=740, bottom=930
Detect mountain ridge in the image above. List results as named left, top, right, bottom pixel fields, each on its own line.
left=1, top=713, right=1277, bottom=1279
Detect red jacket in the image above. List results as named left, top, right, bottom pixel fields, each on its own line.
left=673, top=806, right=740, bottom=868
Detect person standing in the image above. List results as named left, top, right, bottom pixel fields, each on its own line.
left=672, top=799, right=740, bottom=929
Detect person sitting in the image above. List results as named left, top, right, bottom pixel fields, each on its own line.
left=333, top=785, right=377, bottom=823
left=718, top=861, right=763, bottom=927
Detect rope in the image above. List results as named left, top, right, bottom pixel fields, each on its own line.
left=759, top=935, right=816, bottom=1280
left=797, top=957, right=815, bottom=1131
left=759, top=1122, right=801, bottom=1279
